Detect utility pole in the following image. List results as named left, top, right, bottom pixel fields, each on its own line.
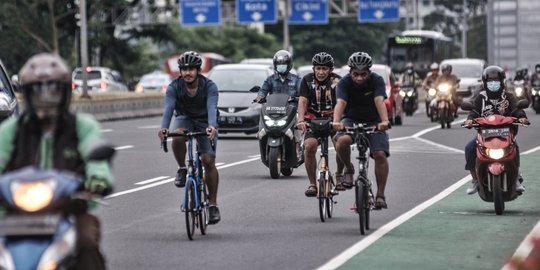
left=461, top=0, right=467, bottom=58
left=283, top=0, right=290, bottom=51
left=80, top=0, right=91, bottom=99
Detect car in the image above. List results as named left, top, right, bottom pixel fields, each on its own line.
left=239, top=58, right=274, bottom=68
left=0, top=59, right=19, bottom=122
left=207, top=64, right=274, bottom=134
left=296, top=65, right=312, bottom=78
left=72, top=67, right=129, bottom=93
left=134, top=71, right=172, bottom=93
left=439, top=58, right=486, bottom=105
left=339, top=64, right=403, bottom=125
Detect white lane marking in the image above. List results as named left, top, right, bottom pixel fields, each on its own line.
left=135, top=176, right=169, bottom=185
left=413, top=137, right=464, bottom=154
left=248, top=154, right=261, bottom=158
left=115, top=145, right=134, bottom=150
left=106, top=178, right=175, bottom=199
left=216, top=162, right=225, bottom=166
left=523, top=146, right=540, bottom=155
left=216, top=157, right=260, bottom=169
left=502, top=221, right=540, bottom=270
left=317, top=174, right=472, bottom=270
left=101, top=129, right=113, bottom=133
left=139, top=125, right=161, bottom=129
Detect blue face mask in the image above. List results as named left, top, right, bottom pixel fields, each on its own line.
left=486, top=81, right=501, bottom=92
left=276, top=64, right=288, bottom=74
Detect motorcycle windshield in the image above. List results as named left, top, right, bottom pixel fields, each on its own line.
left=263, top=94, right=290, bottom=118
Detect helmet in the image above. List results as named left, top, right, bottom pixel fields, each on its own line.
left=441, top=63, right=452, bottom=74
left=273, top=50, right=292, bottom=75
left=178, top=51, right=202, bottom=69
left=535, top=63, right=540, bottom=72
left=482, top=65, right=506, bottom=96
left=18, top=53, right=71, bottom=118
left=347, top=52, right=373, bottom=70
left=312, top=52, right=334, bottom=68
left=430, top=62, right=439, bottom=70
left=406, top=62, right=414, bottom=69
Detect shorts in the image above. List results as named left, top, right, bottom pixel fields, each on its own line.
left=173, top=115, right=217, bottom=156
left=334, top=118, right=390, bottom=158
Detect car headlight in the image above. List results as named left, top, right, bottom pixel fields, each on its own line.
left=12, top=180, right=55, bottom=212
left=515, top=87, right=523, bottom=97
left=428, top=88, right=437, bottom=96
left=486, top=148, right=505, bottom=160
left=438, top=83, right=450, bottom=92
left=264, top=115, right=287, bottom=127
left=399, top=91, right=406, bottom=97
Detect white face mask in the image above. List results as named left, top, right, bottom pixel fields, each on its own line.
left=486, top=81, right=501, bottom=92
left=276, top=64, right=288, bottom=74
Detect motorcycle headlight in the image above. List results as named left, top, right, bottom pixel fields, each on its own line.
left=438, top=84, right=450, bottom=92
left=12, top=180, right=55, bottom=212
left=407, top=91, right=414, bottom=97
left=515, top=87, right=523, bottom=97
left=428, top=88, right=437, bottom=96
left=264, top=115, right=287, bottom=127
left=399, top=91, right=406, bottom=97
left=486, top=148, right=505, bottom=160
left=532, top=89, right=537, bottom=95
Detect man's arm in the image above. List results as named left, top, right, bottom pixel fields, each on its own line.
left=0, top=118, right=18, bottom=173
left=257, top=77, right=272, bottom=98
left=206, top=81, right=219, bottom=128
left=160, top=84, right=177, bottom=129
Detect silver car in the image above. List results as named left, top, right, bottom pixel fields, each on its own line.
left=72, top=67, right=129, bottom=93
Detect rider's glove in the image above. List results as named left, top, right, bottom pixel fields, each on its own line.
left=85, top=176, right=112, bottom=196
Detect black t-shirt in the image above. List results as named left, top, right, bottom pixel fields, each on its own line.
left=336, top=72, right=387, bottom=123
left=298, top=73, right=341, bottom=117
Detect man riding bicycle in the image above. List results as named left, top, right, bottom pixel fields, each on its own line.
left=297, top=52, right=343, bottom=197
left=332, top=52, right=391, bottom=210
left=158, top=51, right=221, bottom=224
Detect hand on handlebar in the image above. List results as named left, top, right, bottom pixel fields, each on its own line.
left=158, top=128, right=168, bottom=141
left=207, top=125, right=217, bottom=140
left=518, top=118, right=530, bottom=125
left=377, top=121, right=391, bottom=131
left=332, top=122, right=345, bottom=131
left=296, top=121, right=307, bottom=131
left=463, top=119, right=474, bottom=128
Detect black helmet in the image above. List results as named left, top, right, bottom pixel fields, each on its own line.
left=312, top=52, right=334, bottom=68
left=441, top=63, right=452, bottom=74
left=535, top=64, right=540, bottom=72
left=273, top=50, right=292, bottom=75
left=178, top=51, right=202, bottom=69
left=18, top=53, right=72, bottom=117
left=482, top=65, right=505, bottom=89
left=347, top=52, right=373, bottom=70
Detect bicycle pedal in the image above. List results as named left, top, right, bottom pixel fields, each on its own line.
left=330, top=190, right=339, bottom=196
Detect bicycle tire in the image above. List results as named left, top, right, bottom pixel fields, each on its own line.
left=355, top=179, right=366, bottom=235
left=318, top=172, right=326, bottom=222
left=326, top=173, right=334, bottom=219
left=185, top=180, right=197, bottom=240
left=198, top=179, right=209, bottom=235
left=364, top=185, right=371, bottom=231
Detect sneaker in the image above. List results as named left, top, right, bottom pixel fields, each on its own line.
left=208, top=205, right=221, bottom=225
left=516, top=181, right=525, bottom=195
left=174, top=168, right=187, bottom=188
left=466, top=179, right=479, bottom=195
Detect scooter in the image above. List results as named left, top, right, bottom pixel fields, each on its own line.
left=531, top=84, right=540, bottom=114
left=255, top=93, right=303, bottom=179
left=400, top=83, right=418, bottom=116
left=425, top=86, right=437, bottom=122
left=0, top=146, right=114, bottom=269
left=433, top=82, right=456, bottom=129
left=511, top=79, right=531, bottom=105
left=461, top=100, right=529, bottom=215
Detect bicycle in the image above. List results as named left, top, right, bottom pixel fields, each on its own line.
left=161, top=130, right=209, bottom=241
left=344, top=123, right=379, bottom=235
left=306, top=118, right=337, bottom=222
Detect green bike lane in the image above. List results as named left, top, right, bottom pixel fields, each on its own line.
left=321, top=150, right=540, bottom=270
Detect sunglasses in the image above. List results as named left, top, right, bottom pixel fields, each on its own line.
left=350, top=70, right=370, bottom=78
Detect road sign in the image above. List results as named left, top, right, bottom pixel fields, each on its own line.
left=357, top=0, right=400, bottom=23
left=181, top=0, right=221, bottom=26
left=289, top=0, right=328, bottom=24
left=236, top=0, right=277, bottom=24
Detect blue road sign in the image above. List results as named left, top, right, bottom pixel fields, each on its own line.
left=357, top=0, right=400, bottom=23
left=181, top=0, right=221, bottom=26
left=289, top=0, right=328, bottom=24
left=237, top=0, right=277, bottom=24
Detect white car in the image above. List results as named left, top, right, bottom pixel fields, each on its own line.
left=72, top=67, right=129, bottom=93
left=440, top=58, right=486, bottom=104
left=135, top=71, right=172, bottom=93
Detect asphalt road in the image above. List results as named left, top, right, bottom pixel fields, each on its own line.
left=95, top=106, right=540, bottom=270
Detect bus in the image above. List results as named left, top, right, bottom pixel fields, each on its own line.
left=165, top=52, right=230, bottom=78
left=386, top=30, right=457, bottom=79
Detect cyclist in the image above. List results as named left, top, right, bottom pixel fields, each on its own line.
left=296, top=52, right=344, bottom=196
left=435, top=63, right=460, bottom=117
left=158, top=51, right=221, bottom=224
left=463, top=65, right=529, bottom=195
left=0, top=53, right=114, bottom=269
left=254, top=50, right=301, bottom=102
left=332, top=52, right=391, bottom=210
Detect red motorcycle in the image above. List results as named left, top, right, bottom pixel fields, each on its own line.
left=461, top=101, right=529, bottom=215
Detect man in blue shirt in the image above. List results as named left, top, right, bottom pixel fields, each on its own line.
left=254, top=50, right=301, bottom=102
left=158, top=51, right=221, bottom=224
left=332, top=52, right=391, bottom=210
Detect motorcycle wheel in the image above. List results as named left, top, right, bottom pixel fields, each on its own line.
left=425, top=101, right=431, bottom=117
left=439, top=108, right=446, bottom=129
left=394, top=116, right=402, bottom=126
left=269, top=147, right=281, bottom=179
left=491, top=174, right=505, bottom=215
left=281, top=167, right=293, bottom=176
left=446, top=109, right=452, bottom=129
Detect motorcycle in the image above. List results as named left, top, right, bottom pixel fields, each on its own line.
left=400, top=82, right=418, bottom=116
left=432, top=82, right=456, bottom=129
left=0, top=145, right=114, bottom=270
left=255, top=93, right=303, bottom=179
left=425, top=86, right=438, bottom=122
left=511, top=79, right=531, bottom=104
left=461, top=100, right=529, bottom=215
left=531, top=83, right=540, bottom=114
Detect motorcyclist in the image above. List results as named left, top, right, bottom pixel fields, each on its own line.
left=0, top=53, right=114, bottom=269
left=434, top=63, right=460, bottom=117
left=513, top=67, right=529, bottom=83
left=296, top=52, right=344, bottom=196
left=158, top=51, right=221, bottom=224
left=530, top=64, right=540, bottom=87
left=254, top=50, right=301, bottom=102
left=422, top=63, right=440, bottom=92
left=399, top=62, right=422, bottom=89
left=463, top=65, right=529, bottom=195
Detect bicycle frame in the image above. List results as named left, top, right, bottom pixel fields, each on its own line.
left=183, top=136, right=204, bottom=211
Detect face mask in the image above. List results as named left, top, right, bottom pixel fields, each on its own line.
left=276, top=64, right=288, bottom=74
left=486, top=81, right=501, bottom=92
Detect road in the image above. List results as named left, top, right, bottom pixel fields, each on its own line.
left=95, top=107, right=540, bottom=270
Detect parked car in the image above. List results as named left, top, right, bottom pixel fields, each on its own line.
left=0, top=59, right=19, bottom=122
left=134, top=71, right=172, bottom=93
left=439, top=58, right=486, bottom=105
left=208, top=64, right=274, bottom=134
left=72, top=67, right=129, bottom=93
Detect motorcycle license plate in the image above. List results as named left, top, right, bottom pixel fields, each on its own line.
left=481, top=127, right=510, bottom=138
left=0, top=214, right=61, bottom=236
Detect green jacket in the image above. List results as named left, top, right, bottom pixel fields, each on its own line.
left=0, top=113, right=114, bottom=188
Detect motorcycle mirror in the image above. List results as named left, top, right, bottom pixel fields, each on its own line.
left=461, top=102, right=475, bottom=111
left=87, top=143, right=116, bottom=161
left=10, top=75, right=20, bottom=93
left=249, top=86, right=261, bottom=93
left=516, top=99, right=530, bottom=110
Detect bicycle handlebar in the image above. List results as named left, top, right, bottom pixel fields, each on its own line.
left=161, top=130, right=210, bottom=153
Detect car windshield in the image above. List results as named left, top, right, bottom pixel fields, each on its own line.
left=448, top=63, right=483, bottom=78
left=210, top=69, right=268, bottom=92
left=140, top=74, right=170, bottom=84
left=74, top=71, right=102, bottom=80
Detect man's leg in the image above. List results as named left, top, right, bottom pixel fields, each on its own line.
left=464, top=138, right=479, bottom=194
left=75, top=213, right=105, bottom=270
left=373, top=151, right=389, bottom=199
left=303, top=137, right=318, bottom=197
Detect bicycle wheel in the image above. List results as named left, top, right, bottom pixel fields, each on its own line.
left=364, top=186, right=372, bottom=231
left=355, top=179, right=366, bottom=235
left=185, top=180, right=196, bottom=240
left=198, top=180, right=209, bottom=235
left=318, top=172, right=326, bottom=222
left=326, top=174, right=334, bottom=219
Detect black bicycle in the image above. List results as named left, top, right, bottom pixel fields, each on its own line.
left=307, top=118, right=337, bottom=222
left=345, top=124, right=378, bottom=235
left=161, top=130, right=209, bottom=240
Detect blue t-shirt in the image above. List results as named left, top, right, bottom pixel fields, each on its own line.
left=257, top=73, right=301, bottom=98
left=336, top=72, right=387, bottom=123
left=161, top=75, right=219, bottom=128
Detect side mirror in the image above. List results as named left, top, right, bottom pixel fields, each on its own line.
left=10, top=75, right=20, bottom=92
left=249, top=86, right=261, bottom=93
left=87, top=143, right=116, bottom=161
left=461, top=101, right=475, bottom=111
left=517, top=99, right=530, bottom=110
